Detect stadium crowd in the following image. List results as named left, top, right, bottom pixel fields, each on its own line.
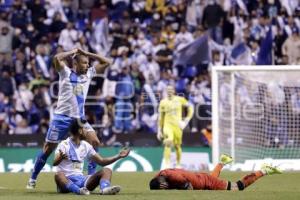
left=0, top=0, right=300, bottom=146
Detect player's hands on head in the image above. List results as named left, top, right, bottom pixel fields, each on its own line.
left=118, top=147, right=130, bottom=158
left=77, top=48, right=88, bottom=56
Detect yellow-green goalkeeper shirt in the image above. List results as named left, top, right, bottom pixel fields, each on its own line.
left=158, top=96, right=193, bottom=129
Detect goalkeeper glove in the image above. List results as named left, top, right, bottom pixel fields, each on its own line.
left=157, top=129, right=163, bottom=141
left=179, top=119, right=189, bottom=130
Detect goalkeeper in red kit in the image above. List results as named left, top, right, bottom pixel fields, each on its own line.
left=149, top=154, right=282, bottom=190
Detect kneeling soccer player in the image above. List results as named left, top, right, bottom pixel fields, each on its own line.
left=53, top=120, right=130, bottom=195
left=149, top=154, right=282, bottom=190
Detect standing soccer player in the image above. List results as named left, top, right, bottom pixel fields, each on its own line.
left=157, top=85, right=193, bottom=169
left=27, top=48, right=111, bottom=189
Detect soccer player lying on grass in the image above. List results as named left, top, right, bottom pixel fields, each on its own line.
left=149, top=154, right=282, bottom=190
left=53, top=120, right=130, bottom=195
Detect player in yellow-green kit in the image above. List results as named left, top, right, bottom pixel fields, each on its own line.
left=157, top=85, right=194, bottom=168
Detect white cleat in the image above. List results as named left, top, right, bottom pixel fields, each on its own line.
left=101, top=185, right=121, bottom=195
left=79, top=187, right=90, bottom=195
left=26, top=179, right=36, bottom=189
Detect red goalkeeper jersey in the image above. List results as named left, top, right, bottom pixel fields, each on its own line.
left=156, top=169, right=228, bottom=190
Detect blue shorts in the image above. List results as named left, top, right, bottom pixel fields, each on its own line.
left=57, top=174, right=91, bottom=193
left=46, top=114, right=94, bottom=143
left=67, top=174, right=90, bottom=188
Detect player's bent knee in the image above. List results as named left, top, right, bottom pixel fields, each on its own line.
left=102, top=168, right=112, bottom=175
left=55, top=172, right=65, bottom=179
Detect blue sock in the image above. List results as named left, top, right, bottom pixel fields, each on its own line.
left=66, top=181, right=80, bottom=194
left=88, top=147, right=98, bottom=175
left=31, top=151, right=49, bottom=180
left=100, top=179, right=111, bottom=190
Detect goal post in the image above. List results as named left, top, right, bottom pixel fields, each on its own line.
left=212, top=66, right=300, bottom=170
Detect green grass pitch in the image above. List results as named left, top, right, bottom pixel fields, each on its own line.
left=0, top=172, right=299, bottom=200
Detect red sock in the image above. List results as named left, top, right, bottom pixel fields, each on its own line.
left=210, top=163, right=223, bottom=178
left=241, top=171, right=264, bottom=188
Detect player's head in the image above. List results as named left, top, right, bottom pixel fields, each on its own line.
left=166, top=85, right=175, bottom=99
left=73, top=54, right=89, bottom=74
left=69, top=119, right=85, bottom=139
left=149, top=176, right=169, bottom=190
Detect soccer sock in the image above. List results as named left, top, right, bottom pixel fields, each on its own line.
left=31, top=151, right=49, bottom=180
left=66, top=181, right=81, bottom=194
left=210, top=163, right=224, bottom=178
left=175, top=145, right=182, bottom=166
left=239, top=171, right=264, bottom=189
left=163, top=146, right=171, bottom=167
left=88, top=147, right=98, bottom=175
left=100, top=179, right=111, bottom=190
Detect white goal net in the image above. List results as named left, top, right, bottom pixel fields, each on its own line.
left=212, top=66, right=300, bottom=170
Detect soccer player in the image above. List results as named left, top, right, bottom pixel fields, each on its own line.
left=27, top=48, right=112, bottom=189
left=157, top=85, right=193, bottom=168
left=53, top=119, right=130, bottom=195
left=149, top=154, right=282, bottom=190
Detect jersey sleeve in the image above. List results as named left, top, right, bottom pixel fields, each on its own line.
left=87, top=65, right=96, bottom=79
left=55, top=141, right=68, bottom=155
left=179, top=96, right=189, bottom=106
left=85, top=142, right=97, bottom=159
left=58, top=65, right=71, bottom=78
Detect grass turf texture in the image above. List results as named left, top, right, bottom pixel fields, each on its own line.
left=0, top=172, right=299, bottom=200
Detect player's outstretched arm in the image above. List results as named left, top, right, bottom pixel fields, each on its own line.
left=78, top=49, right=112, bottom=74
left=90, top=147, right=130, bottom=166
left=53, top=48, right=78, bottom=71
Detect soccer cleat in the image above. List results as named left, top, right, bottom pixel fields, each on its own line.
left=261, top=164, right=282, bottom=175
left=79, top=187, right=90, bottom=195
left=101, top=185, right=121, bottom=195
left=26, top=179, right=36, bottom=189
left=220, top=154, right=233, bottom=165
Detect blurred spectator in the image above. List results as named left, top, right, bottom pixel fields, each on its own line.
left=0, top=25, right=13, bottom=67
left=140, top=73, right=158, bottom=133
left=282, top=27, right=300, bottom=64
left=174, top=24, right=194, bottom=51
left=35, top=44, right=51, bottom=79
left=0, top=71, right=15, bottom=97
left=58, top=22, right=80, bottom=51
left=14, top=118, right=32, bottom=134
left=114, top=65, right=134, bottom=133
left=27, top=0, right=47, bottom=36
left=91, top=0, right=108, bottom=21
left=13, top=82, right=33, bottom=117
left=202, top=0, right=224, bottom=43
left=10, top=0, right=30, bottom=31
left=50, top=12, right=66, bottom=40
